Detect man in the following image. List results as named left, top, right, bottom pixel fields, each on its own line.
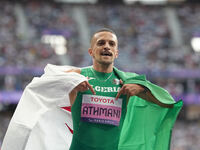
left=2, top=28, right=182, bottom=150
left=67, top=28, right=177, bottom=150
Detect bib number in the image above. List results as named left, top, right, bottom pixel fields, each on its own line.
left=81, top=94, right=122, bottom=126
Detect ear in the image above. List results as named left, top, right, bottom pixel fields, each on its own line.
left=88, top=48, right=93, bottom=56
left=115, top=49, right=119, bottom=58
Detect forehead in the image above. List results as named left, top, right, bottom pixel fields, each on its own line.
left=93, top=31, right=118, bottom=43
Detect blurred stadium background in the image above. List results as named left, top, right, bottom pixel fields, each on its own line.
left=0, top=0, right=200, bottom=149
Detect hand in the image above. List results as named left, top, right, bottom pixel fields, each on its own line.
left=65, top=68, right=96, bottom=94
left=73, top=80, right=96, bottom=95
left=116, top=83, right=144, bottom=100
left=69, top=80, right=96, bottom=106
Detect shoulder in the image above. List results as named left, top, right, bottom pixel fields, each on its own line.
left=64, top=68, right=81, bottom=74
left=113, top=67, right=139, bottom=79
left=64, top=66, right=93, bottom=74
left=80, top=66, right=92, bottom=75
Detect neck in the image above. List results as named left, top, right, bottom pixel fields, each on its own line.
left=93, top=62, right=113, bottom=73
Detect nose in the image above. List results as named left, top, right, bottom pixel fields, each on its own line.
left=104, top=42, right=110, bottom=50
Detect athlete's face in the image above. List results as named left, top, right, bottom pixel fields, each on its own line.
left=88, top=31, right=118, bottom=66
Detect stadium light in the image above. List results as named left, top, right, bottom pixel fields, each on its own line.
left=54, top=45, right=68, bottom=55
left=41, top=35, right=67, bottom=55
left=191, top=37, right=200, bottom=52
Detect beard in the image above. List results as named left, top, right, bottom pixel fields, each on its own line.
left=95, top=56, right=114, bottom=66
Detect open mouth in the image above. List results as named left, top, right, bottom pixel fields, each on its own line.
left=100, top=51, right=113, bottom=56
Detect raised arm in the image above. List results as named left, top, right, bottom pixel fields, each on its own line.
left=65, top=69, right=95, bottom=106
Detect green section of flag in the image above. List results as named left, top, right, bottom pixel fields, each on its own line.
left=113, top=67, right=183, bottom=150
left=114, top=67, right=175, bottom=104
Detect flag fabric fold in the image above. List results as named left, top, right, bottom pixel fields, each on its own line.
left=2, top=64, right=182, bottom=150
left=118, top=97, right=182, bottom=150
left=2, top=64, right=86, bottom=150
left=113, top=67, right=183, bottom=150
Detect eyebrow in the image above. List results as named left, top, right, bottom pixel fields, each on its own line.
left=97, top=39, right=116, bottom=45
left=97, top=39, right=115, bottom=42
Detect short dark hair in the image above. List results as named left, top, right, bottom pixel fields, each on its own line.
left=90, top=28, right=117, bottom=43
left=94, top=28, right=116, bottom=35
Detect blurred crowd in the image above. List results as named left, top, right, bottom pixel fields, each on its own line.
left=176, top=4, right=200, bottom=70
left=1, top=2, right=200, bottom=70
left=0, top=1, right=17, bottom=67
left=0, top=1, right=200, bottom=149
left=85, top=4, right=200, bottom=71
left=0, top=1, right=79, bottom=69
left=171, top=121, right=200, bottom=150
left=0, top=2, right=58, bottom=69
left=0, top=1, right=200, bottom=94
left=86, top=5, right=173, bottom=71
left=177, top=5, right=200, bottom=45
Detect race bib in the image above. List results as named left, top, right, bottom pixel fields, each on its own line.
left=81, top=94, right=122, bottom=126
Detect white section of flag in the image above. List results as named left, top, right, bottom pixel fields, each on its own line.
left=1, top=64, right=87, bottom=150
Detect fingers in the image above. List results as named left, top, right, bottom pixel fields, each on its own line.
left=116, top=86, right=130, bottom=100
left=116, top=84, right=144, bottom=100
left=116, top=86, right=124, bottom=100
left=85, top=81, right=96, bottom=95
left=75, top=81, right=96, bottom=95
left=120, top=79, right=123, bottom=85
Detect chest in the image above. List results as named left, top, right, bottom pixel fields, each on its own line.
left=78, top=68, right=126, bottom=126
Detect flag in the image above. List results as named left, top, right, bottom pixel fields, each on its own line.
left=2, top=64, right=182, bottom=150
